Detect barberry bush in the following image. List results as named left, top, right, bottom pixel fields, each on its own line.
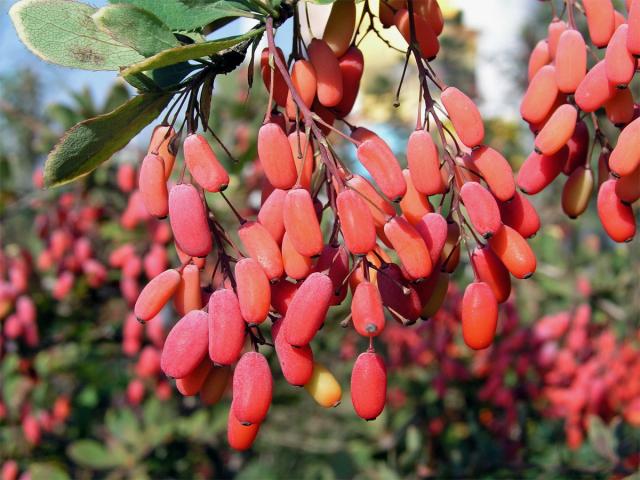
left=2, top=0, right=639, bottom=477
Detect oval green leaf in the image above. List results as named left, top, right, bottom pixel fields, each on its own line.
left=120, top=28, right=264, bottom=77
left=9, top=0, right=145, bottom=71
left=109, top=0, right=256, bottom=30
left=92, top=4, right=179, bottom=57
left=44, top=92, right=172, bottom=187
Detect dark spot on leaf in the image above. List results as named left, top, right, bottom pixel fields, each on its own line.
left=71, top=47, right=105, bottom=65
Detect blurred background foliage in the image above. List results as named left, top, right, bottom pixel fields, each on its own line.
left=0, top=1, right=639, bottom=479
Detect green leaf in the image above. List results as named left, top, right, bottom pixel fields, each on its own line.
left=109, top=0, right=256, bottom=30
left=121, top=28, right=264, bottom=77
left=92, top=4, right=178, bottom=57
left=9, top=0, right=144, bottom=71
left=44, top=92, right=171, bottom=187
left=67, top=440, right=127, bottom=469
left=103, top=83, right=131, bottom=112
left=29, top=463, right=70, bottom=480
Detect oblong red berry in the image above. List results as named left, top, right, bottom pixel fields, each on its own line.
left=323, top=0, right=356, bottom=57
left=257, top=189, right=286, bottom=244
left=139, top=154, right=168, bottom=218
left=260, top=47, right=287, bottom=107
left=440, top=86, right=484, bottom=148
left=615, top=164, right=640, bottom=203
left=562, top=166, right=594, bottom=218
left=471, top=246, right=511, bottom=303
left=548, top=19, right=568, bottom=59
left=168, top=184, right=212, bottom=258
left=604, top=87, right=635, bottom=127
left=605, top=24, right=635, bottom=87
left=517, top=148, right=566, bottom=195
left=283, top=188, right=324, bottom=257
left=583, top=0, right=615, bottom=47
left=575, top=61, right=617, bottom=113
left=555, top=29, right=587, bottom=93
left=356, top=137, right=407, bottom=201
left=334, top=46, right=365, bottom=117
left=281, top=232, right=312, bottom=280
left=528, top=39, right=550, bottom=82
left=176, top=358, right=212, bottom=396
left=307, top=38, right=343, bottom=107
left=134, top=269, right=181, bottom=321
left=272, top=319, right=314, bottom=386
left=414, top=212, right=448, bottom=266
left=183, top=134, right=229, bottom=192
left=161, top=310, right=209, bottom=378
left=346, top=174, right=395, bottom=227
left=232, top=351, right=273, bottom=425
left=337, top=189, right=376, bottom=255
left=376, top=263, right=422, bottom=322
left=283, top=272, right=333, bottom=346
left=459, top=181, right=502, bottom=238
left=407, top=130, right=446, bottom=195
left=257, top=122, right=298, bottom=189
left=399, top=168, right=433, bottom=225
left=286, top=60, right=317, bottom=119
left=351, top=281, right=385, bottom=337
left=351, top=351, right=387, bottom=420
left=609, top=117, right=640, bottom=177
left=469, top=146, right=516, bottom=202
left=462, top=282, right=498, bottom=350
left=238, top=221, right=284, bottom=281
left=597, top=179, right=637, bottom=242
left=488, top=225, right=537, bottom=279
left=394, top=9, right=439, bottom=60
left=227, top=411, right=260, bottom=451
left=235, top=258, right=271, bottom=325
left=534, top=104, right=577, bottom=156
left=628, top=0, right=640, bottom=55
left=521, top=65, right=559, bottom=124
left=498, top=191, right=540, bottom=239
left=384, top=216, right=432, bottom=280
left=208, top=289, right=246, bottom=365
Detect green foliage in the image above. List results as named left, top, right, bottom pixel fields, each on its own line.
left=9, top=0, right=145, bottom=71
left=120, top=29, right=264, bottom=77
left=93, top=4, right=179, bottom=57
left=109, top=0, right=260, bottom=30
left=43, top=92, right=171, bottom=187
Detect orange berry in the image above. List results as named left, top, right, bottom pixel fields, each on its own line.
left=583, top=0, right=615, bottom=47
left=334, top=46, right=365, bottom=117
left=232, top=352, right=273, bottom=425
left=337, top=189, right=376, bottom=255
left=597, top=179, right=637, bottom=242
left=161, top=310, right=208, bottom=378
left=575, top=61, right=617, bottom=113
left=440, top=87, right=484, bottom=148
left=407, top=130, right=446, bottom=195
left=147, top=125, right=176, bottom=178
left=134, top=269, right=181, bottom=321
left=235, top=258, right=271, bottom=325
left=555, top=29, right=587, bottom=93
left=168, top=184, right=212, bottom=258
left=488, top=225, right=537, bottom=279
left=399, top=169, right=433, bottom=225
left=469, top=146, right=516, bottom=202
left=286, top=60, right=317, bottom=120
left=605, top=24, right=636, bottom=87
left=281, top=232, right=313, bottom=280
left=471, top=246, right=511, bottom=303
left=260, top=47, right=288, bottom=107
left=521, top=65, right=559, bottom=124
left=562, top=166, right=594, bottom=218
left=534, top=104, right=577, bottom=156
left=257, top=122, right=298, bottom=189
left=394, top=9, right=439, bottom=60
left=462, top=282, right=498, bottom=350
left=183, top=134, right=229, bottom=192
left=238, top=221, right=284, bottom=281
left=283, top=272, right=333, bottom=346
left=356, top=137, right=407, bottom=201
left=384, top=216, right=432, bottom=280
left=208, top=289, right=246, bottom=365
left=609, top=116, right=640, bottom=176
left=139, top=154, right=168, bottom=218
left=283, top=188, right=324, bottom=257
left=459, top=181, right=502, bottom=239
left=351, top=281, right=385, bottom=337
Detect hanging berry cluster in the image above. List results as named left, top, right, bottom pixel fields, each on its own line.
left=130, top=0, right=540, bottom=451
left=522, top=0, right=638, bottom=242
